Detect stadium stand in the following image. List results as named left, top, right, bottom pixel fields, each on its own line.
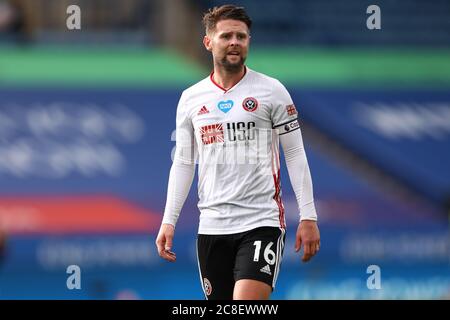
left=0, top=0, right=449, bottom=299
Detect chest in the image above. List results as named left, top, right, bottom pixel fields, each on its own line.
left=190, top=91, right=272, bottom=130
left=189, top=91, right=274, bottom=146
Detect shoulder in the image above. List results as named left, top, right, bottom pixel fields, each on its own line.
left=247, top=68, right=291, bottom=102
left=180, top=76, right=211, bottom=101
left=246, top=68, right=286, bottom=90
left=176, top=76, right=211, bottom=118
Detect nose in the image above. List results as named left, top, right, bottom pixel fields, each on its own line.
left=229, top=35, right=241, bottom=46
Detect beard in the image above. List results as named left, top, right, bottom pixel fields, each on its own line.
left=219, top=54, right=246, bottom=73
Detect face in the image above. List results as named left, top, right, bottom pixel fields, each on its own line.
left=203, top=19, right=250, bottom=73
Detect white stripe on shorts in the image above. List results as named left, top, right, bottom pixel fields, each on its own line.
left=196, top=238, right=208, bottom=300
left=272, top=227, right=285, bottom=288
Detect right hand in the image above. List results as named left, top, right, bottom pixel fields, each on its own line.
left=155, top=223, right=176, bottom=262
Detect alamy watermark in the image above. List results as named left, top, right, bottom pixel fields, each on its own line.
left=66, top=5, right=81, bottom=30
left=366, top=265, right=382, bottom=290
left=66, top=265, right=81, bottom=290
left=65, top=5, right=380, bottom=32
left=367, top=5, right=381, bottom=30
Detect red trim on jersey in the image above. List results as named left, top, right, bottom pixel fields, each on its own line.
left=271, top=142, right=285, bottom=229
left=273, top=169, right=286, bottom=229
left=210, top=66, right=247, bottom=93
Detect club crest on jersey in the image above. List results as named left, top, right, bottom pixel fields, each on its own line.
left=217, top=100, right=234, bottom=113
left=203, top=278, right=212, bottom=296
left=242, top=97, right=258, bottom=112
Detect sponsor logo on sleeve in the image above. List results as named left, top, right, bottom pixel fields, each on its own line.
left=284, top=120, right=300, bottom=132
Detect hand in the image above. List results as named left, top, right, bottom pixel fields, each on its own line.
left=155, top=223, right=176, bottom=262
left=295, top=220, right=320, bottom=263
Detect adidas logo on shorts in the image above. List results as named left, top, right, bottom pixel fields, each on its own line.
left=260, top=264, right=272, bottom=276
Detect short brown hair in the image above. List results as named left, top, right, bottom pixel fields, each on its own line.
left=202, top=4, right=252, bottom=35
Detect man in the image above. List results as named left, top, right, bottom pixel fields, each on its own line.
left=156, top=4, right=320, bottom=300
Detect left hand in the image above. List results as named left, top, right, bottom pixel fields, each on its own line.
left=295, top=220, right=320, bottom=262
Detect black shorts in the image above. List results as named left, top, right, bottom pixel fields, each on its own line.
left=196, top=226, right=286, bottom=300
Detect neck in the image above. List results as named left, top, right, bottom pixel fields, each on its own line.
left=212, top=64, right=246, bottom=90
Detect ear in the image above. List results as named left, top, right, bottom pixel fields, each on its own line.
left=203, top=35, right=212, bottom=52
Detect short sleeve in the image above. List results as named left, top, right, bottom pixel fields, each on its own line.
left=271, top=80, right=300, bottom=135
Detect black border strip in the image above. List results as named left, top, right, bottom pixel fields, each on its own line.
left=278, top=127, right=300, bottom=135
left=272, top=118, right=298, bottom=129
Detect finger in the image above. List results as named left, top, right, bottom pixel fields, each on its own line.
left=315, top=242, right=320, bottom=252
left=302, top=252, right=311, bottom=262
left=161, top=249, right=174, bottom=258
left=155, top=237, right=165, bottom=256
left=165, top=235, right=173, bottom=252
left=162, top=250, right=176, bottom=262
left=165, top=250, right=176, bottom=257
left=309, top=242, right=317, bottom=256
left=163, top=254, right=176, bottom=262
left=295, top=235, right=302, bottom=252
left=304, top=242, right=312, bottom=256
left=304, top=242, right=320, bottom=262
left=302, top=242, right=312, bottom=262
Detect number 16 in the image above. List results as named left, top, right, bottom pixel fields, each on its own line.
left=253, top=241, right=276, bottom=265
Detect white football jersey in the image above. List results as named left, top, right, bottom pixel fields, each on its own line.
left=175, top=67, right=302, bottom=235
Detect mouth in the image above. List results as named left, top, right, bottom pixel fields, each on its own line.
left=227, top=51, right=240, bottom=56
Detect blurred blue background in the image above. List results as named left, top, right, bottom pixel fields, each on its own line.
left=0, top=0, right=449, bottom=299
